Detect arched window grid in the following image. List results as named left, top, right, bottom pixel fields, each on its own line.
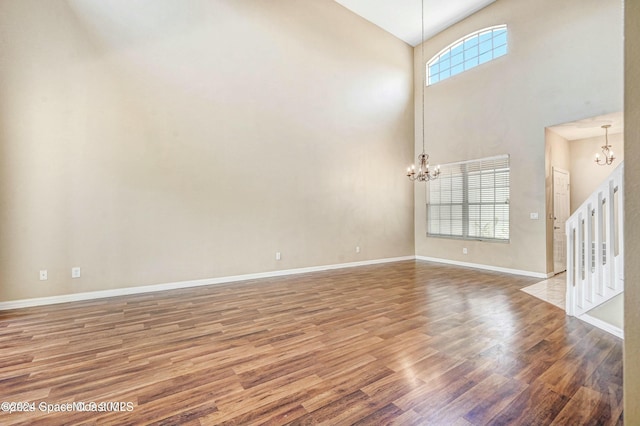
left=427, top=25, right=508, bottom=86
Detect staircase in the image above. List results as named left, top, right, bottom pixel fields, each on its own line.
left=565, top=162, right=624, bottom=328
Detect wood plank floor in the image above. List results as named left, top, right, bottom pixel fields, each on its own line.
left=0, top=261, right=623, bottom=425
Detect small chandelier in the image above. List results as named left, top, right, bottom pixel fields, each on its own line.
left=595, top=124, right=615, bottom=166
left=407, top=0, right=440, bottom=183
left=407, top=153, right=440, bottom=182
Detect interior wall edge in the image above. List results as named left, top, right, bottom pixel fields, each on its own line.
left=415, top=255, right=551, bottom=279
left=0, top=255, right=416, bottom=310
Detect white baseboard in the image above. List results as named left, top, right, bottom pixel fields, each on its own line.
left=415, top=256, right=550, bottom=279
left=0, top=255, right=552, bottom=311
left=578, top=313, right=624, bottom=339
left=0, top=256, right=416, bottom=311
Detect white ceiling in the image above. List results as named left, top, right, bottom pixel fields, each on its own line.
left=334, top=0, right=496, bottom=46
left=548, top=112, right=624, bottom=141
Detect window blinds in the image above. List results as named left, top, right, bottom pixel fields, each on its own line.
left=427, top=155, right=509, bottom=241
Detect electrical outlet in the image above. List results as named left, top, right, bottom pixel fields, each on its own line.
left=71, top=267, right=81, bottom=278
left=356, top=246, right=360, bottom=253
left=530, top=212, right=539, bottom=220
left=275, top=252, right=281, bottom=261
left=39, top=270, right=48, bottom=280
left=463, top=248, right=468, bottom=255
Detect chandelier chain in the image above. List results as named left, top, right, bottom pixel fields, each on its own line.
left=421, top=0, right=425, bottom=155
left=406, top=0, right=440, bottom=182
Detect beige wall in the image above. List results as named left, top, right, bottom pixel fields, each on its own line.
left=569, top=132, right=624, bottom=213
left=624, top=0, right=640, bottom=421
left=414, top=0, right=623, bottom=275
left=0, top=0, right=415, bottom=302
left=546, top=129, right=571, bottom=174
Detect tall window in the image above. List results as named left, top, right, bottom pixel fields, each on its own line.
left=427, top=25, right=508, bottom=86
left=427, top=155, right=510, bottom=241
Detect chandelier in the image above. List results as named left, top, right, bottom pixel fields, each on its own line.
left=407, top=153, right=440, bottom=182
left=407, top=0, right=440, bottom=182
left=595, top=124, right=615, bottom=166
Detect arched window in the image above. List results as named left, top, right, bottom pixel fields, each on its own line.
left=427, top=25, right=508, bottom=86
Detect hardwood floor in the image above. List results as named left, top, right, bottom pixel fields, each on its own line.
left=0, top=261, right=623, bottom=425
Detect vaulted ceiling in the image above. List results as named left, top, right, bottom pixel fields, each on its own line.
left=334, top=0, right=496, bottom=46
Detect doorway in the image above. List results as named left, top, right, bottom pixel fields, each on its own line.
left=553, top=167, right=570, bottom=274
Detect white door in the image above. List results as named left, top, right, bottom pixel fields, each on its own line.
left=553, top=168, right=570, bottom=274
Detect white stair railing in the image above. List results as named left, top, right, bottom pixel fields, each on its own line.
left=566, top=162, right=624, bottom=317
